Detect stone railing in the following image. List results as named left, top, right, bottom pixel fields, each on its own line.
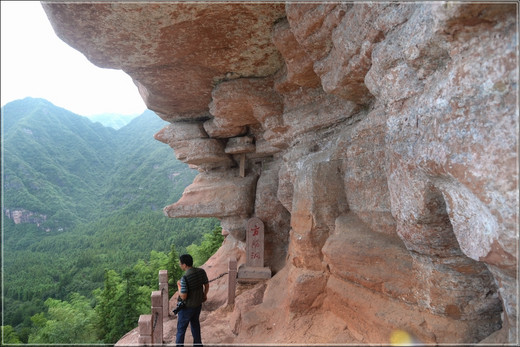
left=138, top=271, right=168, bottom=345
left=137, top=261, right=240, bottom=346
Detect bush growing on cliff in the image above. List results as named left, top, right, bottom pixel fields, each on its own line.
left=187, top=225, right=225, bottom=267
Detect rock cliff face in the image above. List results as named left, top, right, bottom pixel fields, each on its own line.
left=4, top=208, right=47, bottom=227
left=43, top=2, right=518, bottom=344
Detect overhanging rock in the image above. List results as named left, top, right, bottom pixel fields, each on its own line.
left=42, top=2, right=286, bottom=119
left=163, top=170, right=257, bottom=219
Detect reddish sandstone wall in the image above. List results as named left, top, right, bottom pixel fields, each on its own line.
left=44, top=2, right=518, bottom=344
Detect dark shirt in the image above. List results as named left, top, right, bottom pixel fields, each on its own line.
left=180, top=267, right=208, bottom=308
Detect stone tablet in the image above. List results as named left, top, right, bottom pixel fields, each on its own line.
left=246, top=217, right=264, bottom=268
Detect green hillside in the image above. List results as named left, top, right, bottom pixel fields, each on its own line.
left=100, top=109, right=195, bottom=214
left=2, top=98, right=197, bottom=226
left=1, top=98, right=219, bottom=343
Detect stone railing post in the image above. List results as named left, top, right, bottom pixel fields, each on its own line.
left=151, top=290, right=163, bottom=345
left=159, top=270, right=169, bottom=318
left=138, top=314, right=152, bottom=346
left=228, top=257, right=237, bottom=306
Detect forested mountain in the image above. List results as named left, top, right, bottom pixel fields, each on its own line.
left=1, top=98, right=219, bottom=343
left=2, top=97, right=193, bottom=227
left=100, top=108, right=195, bottom=214
left=3, top=98, right=117, bottom=228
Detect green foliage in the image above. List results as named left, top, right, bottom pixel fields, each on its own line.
left=93, top=270, right=121, bottom=342
left=93, top=268, right=146, bottom=344
left=8, top=225, right=223, bottom=344
left=167, top=244, right=184, bottom=297
left=187, top=226, right=225, bottom=267
left=92, top=245, right=189, bottom=343
left=2, top=214, right=219, bottom=336
left=1, top=325, right=22, bottom=344
left=27, top=294, right=100, bottom=344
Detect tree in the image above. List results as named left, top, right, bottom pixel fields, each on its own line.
left=187, top=226, right=225, bottom=266
left=1, top=325, right=22, bottom=344
left=167, top=244, right=183, bottom=297
left=27, top=294, right=98, bottom=344
left=148, top=250, right=169, bottom=288
left=93, top=252, right=170, bottom=344
left=93, top=270, right=122, bottom=343
left=122, top=269, right=141, bottom=332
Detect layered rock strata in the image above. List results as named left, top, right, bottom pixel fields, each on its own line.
left=44, top=2, right=518, bottom=344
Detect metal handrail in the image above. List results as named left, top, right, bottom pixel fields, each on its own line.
left=153, top=311, right=159, bottom=330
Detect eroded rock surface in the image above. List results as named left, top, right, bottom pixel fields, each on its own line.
left=44, top=2, right=518, bottom=345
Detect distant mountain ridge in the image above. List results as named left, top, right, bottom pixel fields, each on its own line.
left=1, top=97, right=195, bottom=230
left=87, top=113, right=139, bottom=129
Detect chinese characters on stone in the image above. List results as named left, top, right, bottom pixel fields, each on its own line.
left=246, top=217, right=264, bottom=268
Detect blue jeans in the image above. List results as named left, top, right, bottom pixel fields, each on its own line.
left=176, top=305, right=202, bottom=347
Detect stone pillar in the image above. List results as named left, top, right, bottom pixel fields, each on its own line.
left=159, top=270, right=169, bottom=318
left=238, top=217, right=271, bottom=281
left=138, top=314, right=152, bottom=346
left=151, top=290, right=163, bottom=345
left=228, top=257, right=237, bottom=306
left=246, top=217, right=264, bottom=267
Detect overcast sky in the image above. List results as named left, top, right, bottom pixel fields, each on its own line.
left=1, top=1, right=147, bottom=116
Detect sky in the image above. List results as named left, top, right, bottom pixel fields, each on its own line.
left=1, top=1, right=147, bottom=117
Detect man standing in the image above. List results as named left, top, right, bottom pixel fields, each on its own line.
left=176, top=254, right=209, bottom=347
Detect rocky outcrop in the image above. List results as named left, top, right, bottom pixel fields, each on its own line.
left=43, top=2, right=518, bottom=345
left=4, top=208, right=47, bottom=227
